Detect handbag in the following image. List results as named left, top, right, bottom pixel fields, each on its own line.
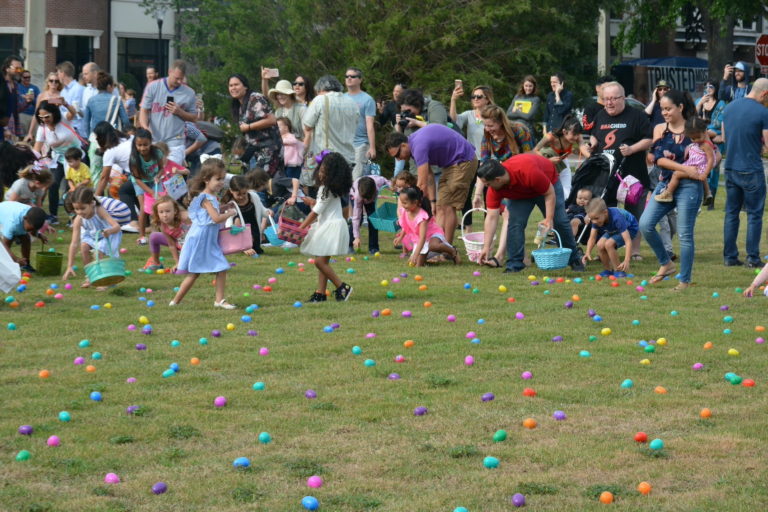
left=277, top=202, right=308, bottom=245
left=60, top=122, right=90, bottom=155
left=218, top=202, right=253, bottom=255
left=616, top=172, right=644, bottom=206
left=300, top=95, right=330, bottom=187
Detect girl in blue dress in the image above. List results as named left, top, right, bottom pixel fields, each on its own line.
left=170, top=159, right=237, bottom=309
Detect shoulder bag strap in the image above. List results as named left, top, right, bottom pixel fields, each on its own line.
left=323, top=94, right=330, bottom=150
left=107, top=95, right=119, bottom=127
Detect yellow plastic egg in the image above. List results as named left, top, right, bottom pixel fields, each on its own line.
left=103, top=303, right=112, bottom=309
left=640, top=358, right=651, bottom=365
left=498, top=285, right=507, bottom=293
left=657, top=337, right=667, bottom=346
left=380, top=280, right=389, bottom=287
left=527, top=275, right=537, bottom=281
left=728, top=348, right=739, bottom=356
left=601, top=327, right=612, bottom=336
left=226, top=323, right=235, bottom=331
left=139, top=315, right=149, bottom=325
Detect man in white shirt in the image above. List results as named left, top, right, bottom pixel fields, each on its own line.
left=56, top=61, right=85, bottom=136
left=303, top=75, right=359, bottom=166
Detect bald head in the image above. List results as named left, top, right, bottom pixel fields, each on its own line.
left=82, top=62, right=99, bottom=85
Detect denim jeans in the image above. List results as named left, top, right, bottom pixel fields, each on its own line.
left=640, top=179, right=703, bottom=283
left=648, top=165, right=676, bottom=254
left=723, top=169, right=766, bottom=264
left=504, top=181, right=577, bottom=270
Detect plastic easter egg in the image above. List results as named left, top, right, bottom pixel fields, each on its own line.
left=527, top=275, right=536, bottom=281
left=723, top=315, right=734, bottom=323
left=16, top=450, right=31, bottom=461
left=498, top=285, right=507, bottom=293
left=654, top=386, right=667, bottom=394
left=252, top=382, right=265, bottom=390
left=85, top=365, right=96, bottom=373
left=515, top=312, right=525, bottom=320
left=703, top=341, right=714, bottom=349
left=634, top=431, right=647, bottom=443
left=213, top=396, right=227, bottom=408
left=640, top=358, right=651, bottom=365
left=522, top=418, right=537, bottom=429
left=135, top=343, right=147, bottom=351
left=756, top=337, right=765, bottom=344
left=127, top=324, right=136, bottom=331
left=600, top=327, right=611, bottom=336
left=18, top=425, right=33, bottom=435
left=352, top=346, right=362, bottom=355
left=599, top=491, right=613, bottom=504
left=104, top=473, right=120, bottom=484
left=402, top=310, right=412, bottom=318
left=91, top=352, right=102, bottom=360
left=644, top=345, right=656, bottom=353
left=364, top=359, right=376, bottom=367
left=152, top=482, right=168, bottom=494
left=139, top=315, right=149, bottom=325
left=564, top=301, right=574, bottom=308
left=579, top=350, right=591, bottom=358
left=226, top=323, right=235, bottom=331
left=47, top=435, right=60, bottom=447
left=394, top=354, right=405, bottom=363
left=259, top=347, right=269, bottom=356
left=79, top=339, right=91, bottom=348
left=38, top=369, right=50, bottom=379
left=522, top=388, right=536, bottom=397
left=247, top=330, right=258, bottom=336
left=692, top=362, right=703, bottom=370
left=413, top=406, right=428, bottom=416
left=511, top=493, right=526, bottom=507
left=381, top=308, right=392, bottom=316
left=301, top=496, right=319, bottom=510
left=233, top=457, right=250, bottom=468
left=723, top=328, right=732, bottom=335
left=380, top=280, right=389, bottom=287
left=493, top=429, right=507, bottom=442
left=464, top=355, right=475, bottom=366
left=483, top=456, right=499, bottom=468
left=632, top=319, right=640, bottom=326
left=307, top=475, right=323, bottom=488
left=258, top=432, right=272, bottom=444
left=649, top=438, right=664, bottom=450
left=447, top=314, right=457, bottom=322
left=521, top=371, right=532, bottom=380
left=593, top=315, right=602, bottom=322
left=64, top=283, right=73, bottom=290
left=403, top=340, right=415, bottom=348
left=7, top=322, right=17, bottom=330
left=621, top=379, right=634, bottom=389
left=388, top=373, right=401, bottom=380
left=552, top=410, right=567, bottom=420
left=728, top=348, right=739, bottom=356
left=126, top=377, right=136, bottom=383
left=656, top=337, right=667, bottom=346
left=481, top=392, right=495, bottom=402
left=305, top=389, right=317, bottom=399
left=700, top=408, right=712, bottom=418
left=211, top=329, right=221, bottom=338
left=637, top=481, right=652, bottom=495
left=670, top=310, right=679, bottom=316
left=742, top=378, right=755, bottom=387
left=454, top=508, right=468, bottom=512
left=90, top=391, right=103, bottom=401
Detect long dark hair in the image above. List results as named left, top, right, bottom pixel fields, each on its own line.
left=315, top=152, right=352, bottom=200
left=662, top=90, right=696, bottom=120
left=129, top=128, right=163, bottom=181
left=554, top=114, right=583, bottom=138
left=36, top=101, right=62, bottom=125
left=229, top=74, right=252, bottom=122
left=295, top=75, right=314, bottom=103
left=704, top=79, right=719, bottom=101
left=399, top=186, right=432, bottom=219
left=94, top=121, right=126, bottom=151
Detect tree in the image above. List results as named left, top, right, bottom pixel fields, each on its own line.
left=614, top=1, right=768, bottom=80
left=178, top=0, right=610, bottom=121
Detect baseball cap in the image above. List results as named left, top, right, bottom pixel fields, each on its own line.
left=734, top=62, right=747, bottom=72
left=656, top=80, right=670, bottom=88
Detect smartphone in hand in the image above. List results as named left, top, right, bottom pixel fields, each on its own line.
left=166, top=96, right=175, bottom=104
left=266, top=68, right=279, bottom=79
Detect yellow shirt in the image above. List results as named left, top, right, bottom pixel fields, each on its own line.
left=65, top=163, right=91, bottom=186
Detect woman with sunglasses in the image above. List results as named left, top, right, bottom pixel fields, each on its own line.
left=450, top=85, right=494, bottom=156
left=695, top=80, right=726, bottom=209
left=25, top=73, right=75, bottom=142
left=32, top=101, right=81, bottom=224
left=644, top=80, right=670, bottom=127
left=292, top=75, right=314, bottom=106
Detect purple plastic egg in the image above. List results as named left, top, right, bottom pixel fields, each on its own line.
left=551, top=335, right=563, bottom=342
left=18, top=425, right=33, bottom=435
left=331, top=323, right=340, bottom=329
left=305, top=389, right=317, bottom=399
left=515, top=312, right=525, bottom=320
left=447, top=314, right=457, bottom=322
left=481, top=392, right=495, bottom=402
left=366, top=333, right=376, bottom=338
left=588, top=309, right=597, bottom=317
left=530, top=281, right=539, bottom=286
left=511, top=493, right=526, bottom=507
left=126, top=405, right=140, bottom=415
left=692, top=362, right=704, bottom=370
left=413, top=406, right=428, bottom=416
left=392, top=277, right=400, bottom=283
left=388, top=373, right=401, bottom=380
left=211, top=330, right=221, bottom=338
left=720, top=305, right=729, bottom=311
left=73, top=357, right=85, bottom=365
left=402, top=310, right=412, bottom=318
left=371, top=310, right=380, bottom=318
left=135, top=343, right=147, bottom=351
left=247, top=330, right=258, bottom=336
left=127, top=324, right=136, bottom=331
left=152, top=482, right=168, bottom=494
left=521, top=371, right=532, bottom=380
left=213, top=396, right=227, bottom=408
left=552, top=410, right=567, bottom=420
left=473, top=271, right=481, bottom=277
left=564, top=301, right=574, bottom=308
left=126, top=377, right=137, bottom=383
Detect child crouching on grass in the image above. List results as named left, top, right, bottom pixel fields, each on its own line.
left=394, top=187, right=459, bottom=267
left=62, top=186, right=123, bottom=289
left=581, top=198, right=638, bottom=278
left=743, top=264, right=768, bottom=297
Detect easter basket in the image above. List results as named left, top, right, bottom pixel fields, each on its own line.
left=460, top=208, right=493, bottom=263
left=36, top=249, right=64, bottom=276
left=277, top=203, right=308, bottom=245
left=84, top=233, right=126, bottom=287
left=368, top=201, right=400, bottom=232
left=531, top=228, right=572, bottom=270
left=264, top=215, right=285, bottom=246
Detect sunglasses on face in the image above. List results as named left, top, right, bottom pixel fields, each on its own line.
left=293, top=81, right=305, bottom=86
left=22, top=75, right=31, bottom=79
left=471, top=95, right=485, bottom=100
left=48, top=79, right=59, bottom=83
left=345, top=75, right=360, bottom=79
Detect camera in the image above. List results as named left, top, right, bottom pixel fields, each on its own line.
left=398, top=109, right=415, bottom=130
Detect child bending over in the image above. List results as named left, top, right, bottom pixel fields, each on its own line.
left=395, top=187, right=459, bottom=267
left=581, top=198, right=638, bottom=278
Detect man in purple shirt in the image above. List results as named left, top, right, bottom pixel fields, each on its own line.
left=385, top=125, right=477, bottom=244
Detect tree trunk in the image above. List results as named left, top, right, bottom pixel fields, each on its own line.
left=703, top=7, right=735, bottom=80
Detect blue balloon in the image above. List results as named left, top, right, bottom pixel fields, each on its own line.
left=301, top=496, right=319, bottom=510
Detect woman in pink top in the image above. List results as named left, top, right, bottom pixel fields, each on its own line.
left=394, top=187, right=459, bottom=266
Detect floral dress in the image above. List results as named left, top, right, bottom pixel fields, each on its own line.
left=238, top=91, right=284, bottom=176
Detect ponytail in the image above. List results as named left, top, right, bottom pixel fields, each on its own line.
left=400, top=186, right=432, bottom=219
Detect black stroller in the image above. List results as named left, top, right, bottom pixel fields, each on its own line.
left=565, top=153, right=623, bottom=245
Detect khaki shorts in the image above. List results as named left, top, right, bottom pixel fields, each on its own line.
left=437, top=158, right=478, bottom=208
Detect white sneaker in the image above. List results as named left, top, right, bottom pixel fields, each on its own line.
left=169, top=300, right=177, bottom=306
left=214, top=299, right=236, bottom=310
left=121, top=224, right=139, bottom=233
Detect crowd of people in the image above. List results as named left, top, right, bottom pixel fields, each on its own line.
left=2, top=54, right=768, bottom=304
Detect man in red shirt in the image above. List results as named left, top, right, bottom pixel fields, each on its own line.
left=477, top=153, right=583, bottom=272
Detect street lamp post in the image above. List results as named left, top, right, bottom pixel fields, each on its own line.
left=155, top=10, right=166, bottom=74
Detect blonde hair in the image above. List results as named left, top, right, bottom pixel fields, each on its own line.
left=18, top=165, right=53, bottom=186
left=586, top=197, right=608, bottom=216
left=188, top=158, right=226, bottom=198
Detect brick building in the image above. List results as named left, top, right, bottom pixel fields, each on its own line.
left=1, top=0, right=176, bottom=92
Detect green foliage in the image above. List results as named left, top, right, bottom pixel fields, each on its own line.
left=181, top=0, right=609, bottom=119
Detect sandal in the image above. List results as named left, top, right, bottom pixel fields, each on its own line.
left=484, top=256, right=502, bottom=268
left=649, top=267, right=677, bottom=284
left=631, top=254, right=643, bottom=261
left=673, top=282, right=691, bottom=291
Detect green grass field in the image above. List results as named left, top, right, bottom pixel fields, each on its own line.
left=2, top=204, right=768, bottom=512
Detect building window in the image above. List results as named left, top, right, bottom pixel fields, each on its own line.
left=0, top=34, right=23, bottom=62
left=735, top=18, right=760, bottom=32
left=117, top=37, right=169, bottom=93
left=56, top=36, right=94, bottom=72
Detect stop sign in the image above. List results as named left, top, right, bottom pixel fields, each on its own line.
left=757, top=34, right=768, bottom=66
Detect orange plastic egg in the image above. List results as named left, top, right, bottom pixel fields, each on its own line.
left=190, top=357, right=201, bottom=366
left=381, top=308, right=392, bottom=316
left=700, top=408, right=712, bottom=418
left=423, top=301, right=432, bottom=308
left=46, top=288, right=55, bottom=296
left=9, top=301, right=19, bottom=308
left=38, top=369, right=50, bottom=379
left=756, top=325, right=765, bottom=332
left=654, top=386, right=668, bottom=394
left=522, top=418, right=537, bottom=429
left=637, top=482, right=652, bottom=495
left=85, top=365, right=96, bottom=373
left=703, top=341, right=713, bottom=349
left=599, top=491, right=614, bottom=504
left=414, top=275, right=423, bottom=282
left=418, top=285, right=428, bottom=291
left=403, top=340, right=415, bottom=348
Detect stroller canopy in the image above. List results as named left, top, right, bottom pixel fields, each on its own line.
left=566, top=153, right=616, bottom=206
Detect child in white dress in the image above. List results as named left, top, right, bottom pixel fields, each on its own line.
left=170, top=159, right=237, bottom=309
left=299, top=152, right=353, bottom=302
left=62, top=186, right=123, bottom=288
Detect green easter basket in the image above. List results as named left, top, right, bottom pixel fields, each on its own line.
left=369, top=201, right=400, bottom=232
left=531, top=229, right=572, bottom=270
left=84, top=233, right=126, bottom=287
left=36, top=250, right=63, bottom=276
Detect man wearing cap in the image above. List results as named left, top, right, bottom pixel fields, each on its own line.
left=345, top=67, right=376, bottom=181
left=721, top=62, right=752, bottom=103
left=268, top=79, right=306, bottom=140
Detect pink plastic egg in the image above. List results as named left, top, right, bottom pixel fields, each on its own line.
left=464, top=355, right=475, bottom=366
left=259, top=347, right=269, bottom=356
